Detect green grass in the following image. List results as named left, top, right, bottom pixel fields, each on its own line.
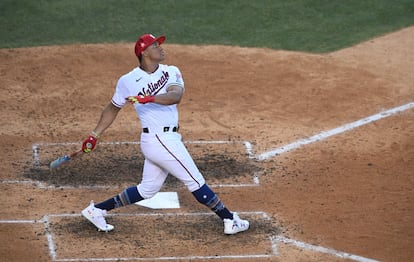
left=1, top=0, right=413, bottom=52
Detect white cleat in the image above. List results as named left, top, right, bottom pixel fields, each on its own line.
left=223, top=212, right=249, bottom=235
left=81, top=201, right=114, bottom=232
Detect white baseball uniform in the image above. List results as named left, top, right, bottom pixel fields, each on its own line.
left=81, top=34, right=249, bottom=235
left=111, top=64, right=205, bottom=198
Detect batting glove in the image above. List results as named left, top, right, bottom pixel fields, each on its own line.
left=126, top=95, right=155, bottom=104
left=82, top=132, right=99, bottom=153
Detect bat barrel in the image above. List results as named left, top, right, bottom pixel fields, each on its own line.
left=49, top=155, right=70, bottom=170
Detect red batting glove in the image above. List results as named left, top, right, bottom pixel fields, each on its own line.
left=82, top=132, right=99, bottom=153
left=126, top=95, right=155, bottom=104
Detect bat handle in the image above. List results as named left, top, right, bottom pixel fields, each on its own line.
left=70, top=150, right=82, bottom=157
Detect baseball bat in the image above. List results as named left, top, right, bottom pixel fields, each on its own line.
left=49, top=149, right=82, bottom=170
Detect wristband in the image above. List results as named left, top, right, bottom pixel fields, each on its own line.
left=91, top=131, right=100, bottom=138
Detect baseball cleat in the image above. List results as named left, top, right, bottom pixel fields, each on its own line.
left=223, top=212, right=249, bottom=235
left=81, top=201, right=114, bottom=232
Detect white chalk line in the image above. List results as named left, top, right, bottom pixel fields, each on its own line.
left=0, top=219, right=38, bottom=223
left=273, top=236, right=379, bottom=262
left=0, top=211, right=378, bottom=262
left=53, top=254, right=273, bottom=261
left=33, top=140, right=251, bottom=162
left=33, top=140, right=248, bottom=147
left=0, top=180, right=115, bottom=189
left=256, top=102, right=414, bottom=160
left=0, top=216, right=57, bottom=260
left=43, top=216, right=58, bottom=261
left=45, top=211, right=269, bottom=219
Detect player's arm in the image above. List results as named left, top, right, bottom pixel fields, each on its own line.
left=82, top=102, right=121, bottom=153
left=92, top=102, right=121, bottom=136
left=153, top=85, right=184, bottom=105
left=126, top=85, right=184, bottom=106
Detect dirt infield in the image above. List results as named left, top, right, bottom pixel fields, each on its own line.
left=0, top=27, right=413, bottom=261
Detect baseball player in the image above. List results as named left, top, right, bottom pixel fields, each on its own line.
left=80, top=33, right=249, bottom=235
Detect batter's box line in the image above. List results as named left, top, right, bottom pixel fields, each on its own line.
left=44, top=211, right=273, bottom=262
left=32, top=140, right=254, bottom=161
left=32, top=140, right=258, bottom=171
left=271, top=236, right=379, bottom=262
left=0, top=212, right=378, bottom=262
left=29, top=140, right=260, bottom=189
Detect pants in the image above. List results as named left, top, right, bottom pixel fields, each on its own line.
left=137, top=132, right=205, bottom=198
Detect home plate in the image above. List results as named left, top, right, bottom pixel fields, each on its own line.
left=135, top=192, right=180, bottom=209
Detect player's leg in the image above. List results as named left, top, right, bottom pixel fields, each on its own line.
left=191, top=183, right=249, bottom=234
left=90, top=158, right=167, bottom=210
left=82, top=158, right=168, bottom=232
left=142, top=133, right=206, bottom=190
left=137, top=158, right=169, bottom=199
left=147, top=134, right=249, bottom=234
left=148, top=136, right=228, bottom=217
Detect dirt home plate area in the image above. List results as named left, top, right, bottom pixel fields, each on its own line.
left=1, top=27, right=413, bottom=261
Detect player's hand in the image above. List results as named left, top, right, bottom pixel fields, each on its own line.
left=126, top=95, right=155, bottom=104
left=82, top=132, right=99, bottom=153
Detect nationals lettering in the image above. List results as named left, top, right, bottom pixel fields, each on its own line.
left=138, top=71, right=169, bottom=96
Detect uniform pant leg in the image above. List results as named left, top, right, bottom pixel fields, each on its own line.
left=137, top=158, right=169, bottom=199
left=141, top=133, right=205, bottom=193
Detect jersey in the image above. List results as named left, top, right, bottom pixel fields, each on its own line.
left=111, top=64, right=184, bottom=130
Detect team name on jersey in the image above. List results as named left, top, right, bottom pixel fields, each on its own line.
left=138, top=71, right=169, bottom=96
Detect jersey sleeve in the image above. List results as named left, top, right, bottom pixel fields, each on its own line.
left=168, top=66, right=185, bottom=89
left=111, top=77, right=128, bottom=108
